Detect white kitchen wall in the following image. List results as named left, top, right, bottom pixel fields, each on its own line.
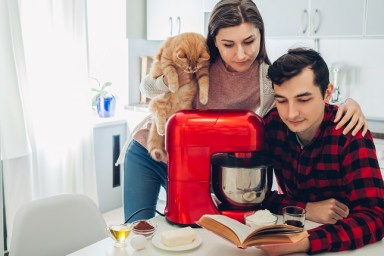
left=87, top=0, right=128, bottom=113
left=266, top=38, right=384, bottom=119
left=0, top=160, right=3, bottom=254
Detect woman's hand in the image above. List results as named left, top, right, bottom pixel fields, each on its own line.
left=334, top=98, right=368, bottom=136
left=162, top=68, right=192, bottom=87
left=305, top=198, right=349, bottom=224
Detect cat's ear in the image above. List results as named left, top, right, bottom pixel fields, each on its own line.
left=176, top=50, right=186, bottom=59
left=199, top=52, right=210, bottom=61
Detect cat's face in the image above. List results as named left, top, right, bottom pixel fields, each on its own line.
left=174, top=36, right=210, bottom=74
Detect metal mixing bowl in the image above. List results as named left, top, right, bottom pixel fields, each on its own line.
left=211, top=153, right=272, bottom=210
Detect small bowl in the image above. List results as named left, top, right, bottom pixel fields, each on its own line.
left=244, top=210, right=278, bottom=228
left=131, top=219, right=157, bottom=238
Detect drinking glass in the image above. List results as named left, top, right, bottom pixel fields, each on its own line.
left=283, top=206, right=306, bottom=228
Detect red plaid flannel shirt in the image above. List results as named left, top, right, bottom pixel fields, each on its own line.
left=262, top=104, right=384, bottom=254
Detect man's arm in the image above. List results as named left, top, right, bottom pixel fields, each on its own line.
left=256, top=236, right=310, bottom=255
left=262, top=189, right=307, bottom=215
left=307, top=133, right=384, bottom=253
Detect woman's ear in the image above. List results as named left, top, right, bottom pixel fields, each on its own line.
left=324, top=83, right=334, bottom=103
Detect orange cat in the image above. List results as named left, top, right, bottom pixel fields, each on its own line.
left=148, top=32, right=210, bottom=161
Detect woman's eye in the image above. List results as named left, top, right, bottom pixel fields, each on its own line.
left=223, top=44, right=233, bottom=48
left=244, top=40, right=254, bottom=45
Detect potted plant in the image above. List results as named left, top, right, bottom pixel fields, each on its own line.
left=91, top=78, right=116, bottom=118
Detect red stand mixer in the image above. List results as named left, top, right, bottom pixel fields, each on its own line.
left=165, top=109, right=272, bottom=226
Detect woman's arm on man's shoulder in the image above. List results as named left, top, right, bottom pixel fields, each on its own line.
left=334, top=98, right=368, bottom=136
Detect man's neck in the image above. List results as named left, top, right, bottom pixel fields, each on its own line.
left=296, top=132, right=313, bottom=147
left=295, top=119, right=323, bottom=147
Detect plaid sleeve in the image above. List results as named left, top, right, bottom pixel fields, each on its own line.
left=263, top=190, right=307, bottom=215
left=308, top=133, right=384, bottom=254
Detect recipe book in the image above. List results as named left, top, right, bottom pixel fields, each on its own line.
left=196, top=214, right=308, bottom=249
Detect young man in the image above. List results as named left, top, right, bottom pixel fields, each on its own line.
left=260, top=48, right=383, bottom=255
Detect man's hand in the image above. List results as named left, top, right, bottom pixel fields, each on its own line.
left=334, top=98, right=368, bottom=136
left=255, top=236, right=310, bottom=256
left=162, top=68, right=192, bottom=87
left=305, top=198, right=349, bottom=224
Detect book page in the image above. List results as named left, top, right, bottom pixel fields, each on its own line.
left=247, top=224, right=303, bottom=236
left=203, top=215, right=252, bottom=243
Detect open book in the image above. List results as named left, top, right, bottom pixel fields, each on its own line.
left=196, top=214, right=308, bottom=249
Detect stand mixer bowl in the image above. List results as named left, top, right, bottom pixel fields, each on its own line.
left=211, top=153, right=272, bottom=210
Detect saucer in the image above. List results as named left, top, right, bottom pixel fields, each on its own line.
left=151, top=233, right=202, bottom=252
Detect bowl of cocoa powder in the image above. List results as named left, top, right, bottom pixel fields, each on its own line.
left=131, top=220, right=157, bottom=238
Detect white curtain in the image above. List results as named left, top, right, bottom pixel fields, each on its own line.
left=1, top=0, right=98, bottom=248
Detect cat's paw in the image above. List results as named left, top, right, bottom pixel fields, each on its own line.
left=157, top=126, right=165, bottom=136
left=199, top=94, right=208, bottom=105
left=150, top=149, right=166, bottom=162
left=168, top=83, right=179, bottom=93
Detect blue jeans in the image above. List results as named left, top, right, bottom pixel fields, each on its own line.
left=123, top=140, right=167, bottom=222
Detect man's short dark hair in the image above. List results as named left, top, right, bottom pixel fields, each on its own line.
left=267, top=48, right=330, bottom=96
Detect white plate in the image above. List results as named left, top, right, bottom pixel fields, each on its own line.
left=151, top=233, right=202, bottom=252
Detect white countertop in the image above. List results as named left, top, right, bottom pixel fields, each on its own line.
left=68, top=215, right=383, bottom=256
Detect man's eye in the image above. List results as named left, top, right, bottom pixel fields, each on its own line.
left=275, top=99, right=286, bottom=104
left=298, top=98, right=310, bottom=102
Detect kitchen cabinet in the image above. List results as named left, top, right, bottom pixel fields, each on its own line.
left=93, top=120, right=127, bottom=213
left=311, top=0, right=364, bottom=37
left=366, top=0, right=384, bottom=36
left=147, top=0, right=204, bottom=40
left=260, top=0, right=308, bottom=37
left=260, top=0, right=365, bottom=38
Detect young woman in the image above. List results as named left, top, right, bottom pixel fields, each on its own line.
left=121, top=0, right=367, bottom=222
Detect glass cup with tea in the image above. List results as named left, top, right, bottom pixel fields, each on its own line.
left=107, top=224, right=132, bottom=247
left=283, top=206, right=306, bottom=228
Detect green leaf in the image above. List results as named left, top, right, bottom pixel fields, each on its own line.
left=101, top=82, right=112, bottom=91
left=90, top=79, right=114, bottom=107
